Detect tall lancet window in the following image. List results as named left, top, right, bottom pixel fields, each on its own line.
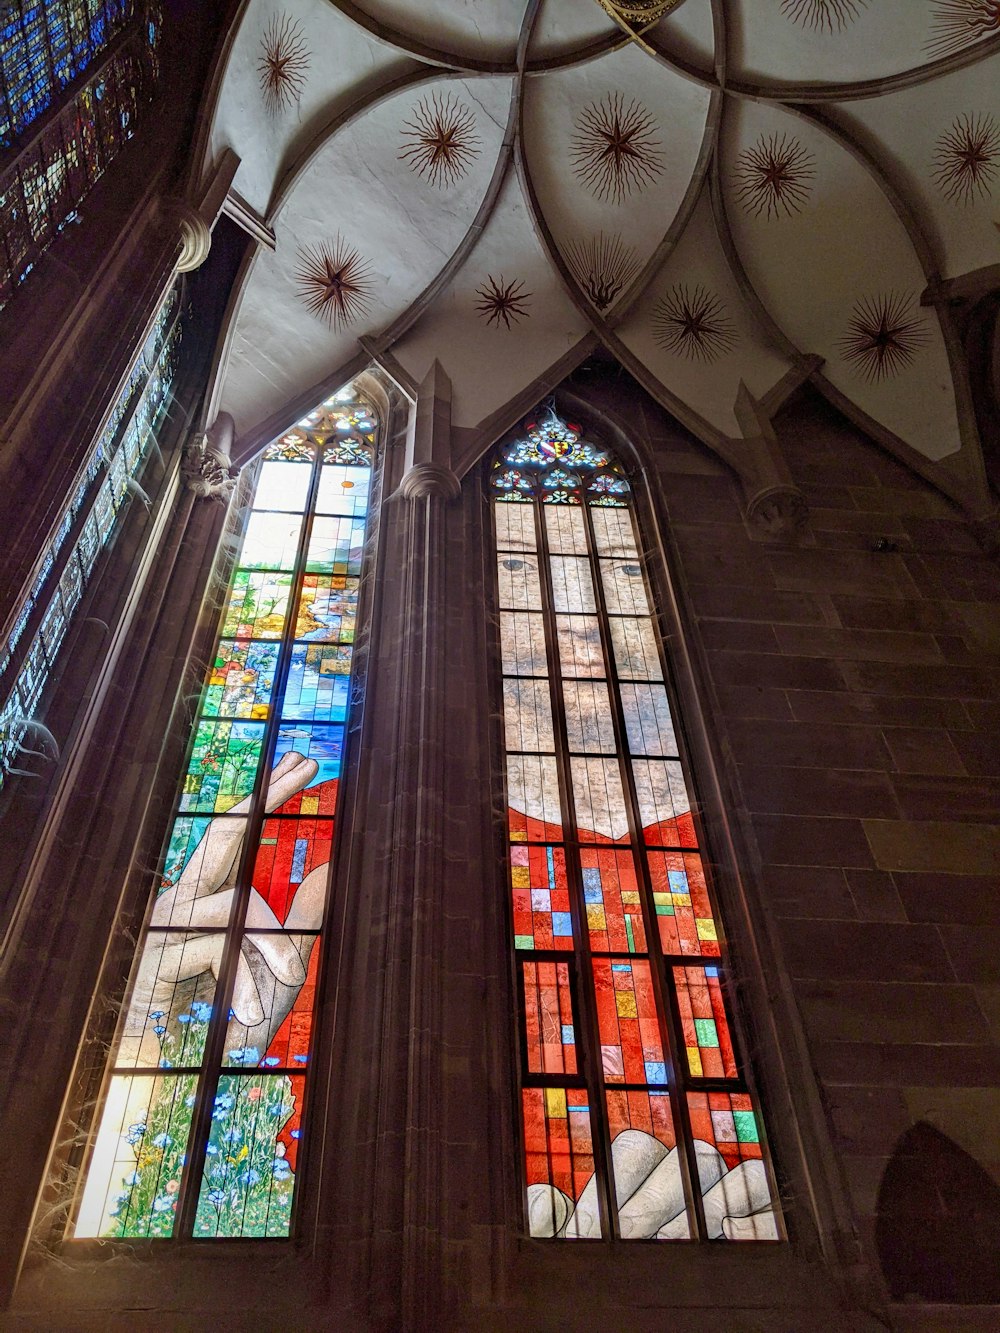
left=74, top=387, right=376, bottom=1239
left=491, top=409, right=780, bottom=1242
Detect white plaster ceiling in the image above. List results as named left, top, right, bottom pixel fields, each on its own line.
left=203, top=0, right=1000, bottom=477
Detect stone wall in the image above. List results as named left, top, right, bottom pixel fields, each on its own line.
left=652, top=384, right=1000, bottom=1308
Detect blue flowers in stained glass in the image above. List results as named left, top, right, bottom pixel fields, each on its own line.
left=227, top=1046, right=261, bottom=1066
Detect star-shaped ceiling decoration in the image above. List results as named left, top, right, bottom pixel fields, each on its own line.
left=205, top=0, right=1000, bottom=500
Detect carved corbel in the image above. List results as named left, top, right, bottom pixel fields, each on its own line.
left=396, top=360, right=460, bottom=502
left=183, top=413, right=239, bottom=501
left=160, top=198, right=212, bottom=273
left=733, top=382, right=809, bottom=540
left=746, top=485, right=809, bottom=539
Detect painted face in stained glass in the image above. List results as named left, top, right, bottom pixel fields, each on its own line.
left=493, top=409, right=778, bottom=1245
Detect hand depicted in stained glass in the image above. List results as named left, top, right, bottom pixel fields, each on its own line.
left=125, top=753, right=328, bottom=1068
left=527, top=1131, right=777, bottom=1240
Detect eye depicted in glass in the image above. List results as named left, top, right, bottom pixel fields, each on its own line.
left=492, top=408, right=780, bottom=1242
left=73, top=389, right=377, bottom=1240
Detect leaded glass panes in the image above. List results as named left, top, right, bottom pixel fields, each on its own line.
left=0, top=284, right=179, bottom=791
left=492, top=409, right=780, bottom=1243
left=73, top=388, right=378, bottom=1240
left=0, top=4, right=160, bottom=311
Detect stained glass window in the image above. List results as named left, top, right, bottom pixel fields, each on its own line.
left=0, top=3, right=160, bottom=313
left=493, top=409, right=780, bottom=1242
left=0, top=1, right=136, bottom=146
left=73, top=387, right=377, bottom=1240
left=0, top=282, right=179, bottom=791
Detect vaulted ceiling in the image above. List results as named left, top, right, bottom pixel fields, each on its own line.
left=196, top=0, right=1000, bottom=503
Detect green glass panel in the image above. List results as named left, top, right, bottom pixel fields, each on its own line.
left=180, top=720, right=265, bottom=813
left=221, top=571, right=294, bottom=639
left=194, top=1074, right=305, bottom=1238
left=203, top=640, right=280, bottom=719
left=74, top=1073, right=197, bottom=1238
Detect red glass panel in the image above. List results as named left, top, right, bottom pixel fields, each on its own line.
left=522, top=1087, right=595, bottom=1226
left=522, top=960, right=577, bottom=1075
left=252, top=816, right=335, bottom=923
left=579, top=847, right=647, bottom=953
left=673, top=965, right=737, bottom=1080
left=648, top=849, right=720, bottom=956
left=510, top=844, right=573, bottom=951
left=686, top=1092, right=777, bottom=1240
left=592, top=958, right=666, bottom=1085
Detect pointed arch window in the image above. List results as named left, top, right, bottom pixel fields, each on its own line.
left=73, top=387, right=377, bottom=1239
left=491, top=409, right=781, bottom=1242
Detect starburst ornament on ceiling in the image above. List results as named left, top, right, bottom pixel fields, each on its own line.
left=571, top=93, right=665, bottom=204
left=652, top=286, right=737, bottom=362
left=734, top=133, right=816, bottom=219
left=565, top=232, right=640, bottom=310
left=475, top=276, right=533, bottom=330
left=933, top=113, right=1000, bottom=202
left=399, top=92, right=481, bottom=188
left=838, top=294, right=929, bottom=382
left=780, top=0, right=868, bottom=30
left=257, top=13, right=310, bottom=115
left=295, top=238, right=375, bottom=331
left=926, top=1, right=1000, bottom=58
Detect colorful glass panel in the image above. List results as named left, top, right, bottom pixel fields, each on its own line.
left=522, top=960, right=577, bottom=1075
left=1, top=288, right=179, bottom=791
left=0, top=9, right=160, bottom=311
left=74, top=387, right=376, bottom=1240
left=494, top=408, right=778, bottom=1243
left=522, top=1087, right=594, bottom=1237
left=509, top=844, right=574, bottom=952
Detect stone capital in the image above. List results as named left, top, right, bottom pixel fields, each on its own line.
left=746, top=484, right=808, bottom=540
left=161, top=198, right=212, bottom=273
left=397, top=462, right=461, bottom=502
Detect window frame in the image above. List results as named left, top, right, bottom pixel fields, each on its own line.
left=63, top=389, right=383, bottom=1244
left=487, top=403, right=785, bottom=1244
